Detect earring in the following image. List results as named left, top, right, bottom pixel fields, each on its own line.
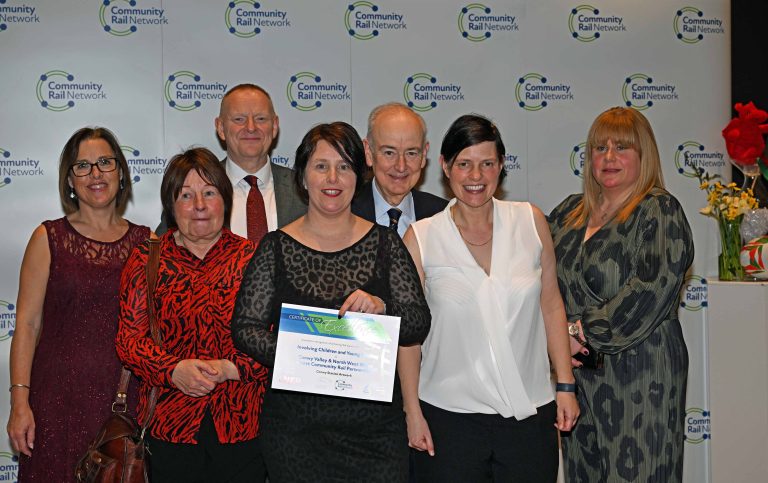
left=69, top=187, right=77, bottom=199
left=119, top=178, right=124, bottom=190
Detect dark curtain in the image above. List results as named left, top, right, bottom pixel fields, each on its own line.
left=731, top=0, right=768, bottom=203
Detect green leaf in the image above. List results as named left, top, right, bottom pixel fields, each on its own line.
left=759, top=157, right=768, bottom=182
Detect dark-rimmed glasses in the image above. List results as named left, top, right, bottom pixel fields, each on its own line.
left=70, top=157, right=118, bottom=177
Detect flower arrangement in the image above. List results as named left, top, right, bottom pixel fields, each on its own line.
left=695, top=101, right=767, bottom=280
left=696, top=171, right=758, bottom=222
left=721, top=101, right=768, bottom=178
left=696, top=168, right=758, bottom=280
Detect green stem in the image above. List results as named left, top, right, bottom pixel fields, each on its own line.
left=718, top=215, right=744, bottom=281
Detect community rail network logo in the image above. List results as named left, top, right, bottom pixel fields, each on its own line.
left=286, top=72, right=350, bottom=112
left=458, top=3, right=519, bottom=42
left=569, top=142, right=587, bottom=178
left=684, top=407, right=710, bottom=444
left=403, top=73, right=465, bottom=112
left=621, top=73, right=678, bottom=111
left=680, top=275, right=707, bottom=311
left=271, top=153, right=291, bottom=167
left=0, top=299, right=15, bottom=342
left=37, top=70, right=107, bottom=112
left=225, top=0, right=290, bottom=38
left=0, top=0, right=40, bottom=32
left=503, top=153, right=520, bottom=174
left=673, top=7, right=724, bottom=44
left=0, top=452, right=18, bottom=482
left=99, top=0, right=168, bottom=36
left=0, top=146, right=43, bottom=189
left=515, top=73, right=574, bottom=111
left=122, top=145, right=167, bottom=183
left=345, top=1, right=406, bottom=40
left=568, top=4, right=625, bottom=42
left=164, top=71, right=227, bottom=111
left=674, top=141, right=726, bottom=178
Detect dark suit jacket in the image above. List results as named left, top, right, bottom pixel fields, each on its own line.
left=351, top=181, right=448, bottom=226
left=156, top=159, right=307, bottom=235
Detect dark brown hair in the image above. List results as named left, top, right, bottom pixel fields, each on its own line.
left=293, top=122, right=366, bottom=202
left=160, top=147, right=233, bottom=229
left=440, top=114, right=507, bottom=181
left=58, top=127, right=132, bottom=214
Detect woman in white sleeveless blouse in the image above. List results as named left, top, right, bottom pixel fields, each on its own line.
left=400, top=114, right=579, bottom=482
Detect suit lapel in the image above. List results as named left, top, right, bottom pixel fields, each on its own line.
left=352, top=182, right=376, bottom=223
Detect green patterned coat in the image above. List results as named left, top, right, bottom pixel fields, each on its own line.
left=548, top=189, right=694, bottom=483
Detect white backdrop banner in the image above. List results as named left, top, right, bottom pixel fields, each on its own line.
left=0, top=1, right=729, bottom=481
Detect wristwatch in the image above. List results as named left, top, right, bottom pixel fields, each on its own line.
left=568, top=323, right=580, bottom=337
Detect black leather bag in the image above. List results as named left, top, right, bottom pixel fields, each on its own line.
left=573, top=341, right=604, bottom=369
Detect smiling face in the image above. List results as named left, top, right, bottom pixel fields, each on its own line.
left=215, top=88, right=279, bottom=171
left=590, top=138, right=641, bottom=195
left=442, top=141, right=502, bottom=209
left=304, top=140, right=357, bottom=217
left=68, top=138, right=122, bottom=211
left=364, top=109, right=428, bottom=206
left=173, top=169, right=225, bottom=243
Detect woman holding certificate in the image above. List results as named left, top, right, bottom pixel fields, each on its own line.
left=400, top=114, right=579, bottom=482
left=231, top=121, right=431, bottom=482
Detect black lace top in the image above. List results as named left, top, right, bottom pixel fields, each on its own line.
left=232, top=224, right=430, bottom=367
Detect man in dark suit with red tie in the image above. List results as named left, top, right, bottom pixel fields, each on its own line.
left=157, top=84, right=306, bottom=240
left=352, top=103, right=447, bottom=236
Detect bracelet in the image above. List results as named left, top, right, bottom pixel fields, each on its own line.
left=9, top=383, right=31, bottom=391
left=555, top=382, right=576, bottom=393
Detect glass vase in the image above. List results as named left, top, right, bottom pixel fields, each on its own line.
left=718, top=215, right=745, bottom=281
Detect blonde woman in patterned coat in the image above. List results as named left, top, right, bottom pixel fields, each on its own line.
left=548, top=107, right=694, bottom=482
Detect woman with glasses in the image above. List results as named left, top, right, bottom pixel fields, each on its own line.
left=6, top=127, right=149, bottom=481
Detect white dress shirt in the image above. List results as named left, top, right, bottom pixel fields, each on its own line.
left=371, top=179, right=415, bottom=238
left=226, top=159, right=278, bottom=238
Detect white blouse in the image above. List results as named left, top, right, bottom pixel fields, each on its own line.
left=411, top=198, right=554, bottom=419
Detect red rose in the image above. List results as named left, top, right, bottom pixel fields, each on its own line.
left=722, top=102, right=768, bottom=166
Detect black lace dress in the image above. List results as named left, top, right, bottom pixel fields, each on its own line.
left=232, top=225, right=430, bottom=483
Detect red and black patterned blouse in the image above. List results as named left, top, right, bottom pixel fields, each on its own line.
left=117, top=229, right=266, bottom=443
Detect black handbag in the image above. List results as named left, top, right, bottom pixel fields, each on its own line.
left=573, top=341, right=604, bottom=369
left=75, top=239, right=161, bottom=482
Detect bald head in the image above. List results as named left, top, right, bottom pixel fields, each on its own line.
left=363, top=103, right=429, bottom=206
left=366, top=103, right=427, bottom=147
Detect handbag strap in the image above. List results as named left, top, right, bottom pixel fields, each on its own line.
left=141, top=238, right=162, bottom=432
left=110, top=238, right=162, bottom=414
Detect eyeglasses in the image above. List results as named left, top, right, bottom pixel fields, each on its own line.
left=70, top=157, right=118, bottom=177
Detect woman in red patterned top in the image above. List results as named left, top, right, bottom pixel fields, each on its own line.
left=117, top=148, right=268, bottom=482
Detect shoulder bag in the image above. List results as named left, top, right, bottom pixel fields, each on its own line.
left=75, top=239, right=162, bottom=482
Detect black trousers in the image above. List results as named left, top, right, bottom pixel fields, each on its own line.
left=413, top=400, right=558, bottom=483
left=145, top=411, right=266, bottom=483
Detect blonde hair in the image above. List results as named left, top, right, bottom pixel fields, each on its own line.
left=566, top=107, right=665, bottom=227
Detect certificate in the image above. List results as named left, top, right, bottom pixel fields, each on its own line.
left=271, top=303, right=401, bottom=402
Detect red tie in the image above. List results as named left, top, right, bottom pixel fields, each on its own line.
left=245, top=175, right=268, bottom=244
